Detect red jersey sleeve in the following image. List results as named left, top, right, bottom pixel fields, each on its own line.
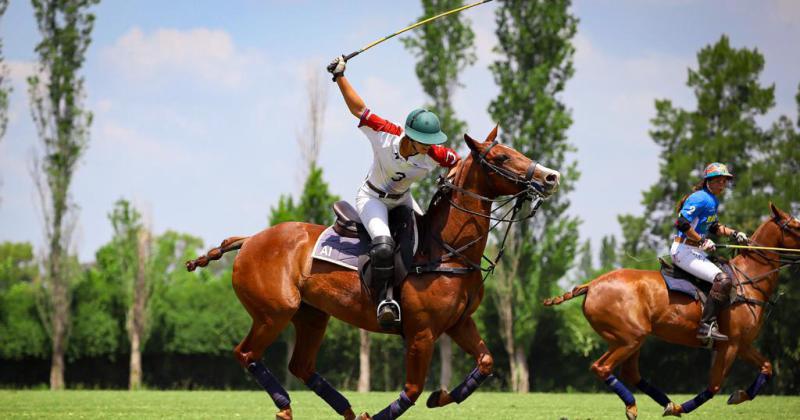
left=427, top=145, right=460, bottom=168
left=358, top=109, right=402, bottom=136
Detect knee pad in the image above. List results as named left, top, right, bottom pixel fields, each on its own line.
left=711, top=272, right=732, bottom=300
left=370, top=236, right=395, bottom=268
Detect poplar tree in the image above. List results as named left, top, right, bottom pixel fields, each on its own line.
left=28, top=0, right=100, bottom=390
left=402, top=0, right=476, bottom=389
left=487, top=0, right=579, bottom=392
left=0, top=0, right=10, bottom=141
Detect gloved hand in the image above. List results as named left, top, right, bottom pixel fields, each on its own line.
left=700, top=238, right=716, bottom=252
left=731, top=230, right=749, bottom=244
left=326, top=55, right=346, bottom=82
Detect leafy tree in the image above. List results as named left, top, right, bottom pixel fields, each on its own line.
left=28, top=0, right=100, bottom=389
left=0, top=242, right=48, bottom=360
left=487, top=0, right=579, bottom=392
left=402, top=0, right=476, bottom=388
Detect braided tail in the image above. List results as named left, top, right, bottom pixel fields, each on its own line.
left=186, top=236, right=249, bottom=272
left=543, top=282, right=591, bottom=306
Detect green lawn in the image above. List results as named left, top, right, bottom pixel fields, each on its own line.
left=1, top=390, right=797, bottom=419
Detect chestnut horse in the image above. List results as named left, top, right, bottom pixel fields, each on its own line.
left=544, top=203, right=800, bottom=419
left=186, top=128, right=560, bottom=420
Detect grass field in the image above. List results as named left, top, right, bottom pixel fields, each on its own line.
left=1, top=390, right=798, bottom=419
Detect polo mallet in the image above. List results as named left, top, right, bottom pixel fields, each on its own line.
left=718, top=244, right=800, bottom=253
left=328, top=0, right=492, bottom=74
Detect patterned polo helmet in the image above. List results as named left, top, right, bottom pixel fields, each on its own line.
left=703, top=162, right=733, bottom=179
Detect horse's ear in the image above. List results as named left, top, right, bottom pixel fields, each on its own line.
left=770, top=202, right=786, bottom=219
left=486, top=124, right=499, bottom=143
left=464, top=133, right=479, bottom=152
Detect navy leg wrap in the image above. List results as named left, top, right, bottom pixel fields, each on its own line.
left=247, top=361, right=291, bottom=409
left=605, top=375, right=635, bottom=406
left=680, top=389, right=714, bottom=413
left=746, top=372, right=770, bottom=400
left=636, top=378, right=671, bottom=407
left=373, top=391, right=414, bottom=420
left=306, top=372, right=351, bottom=415
left=450, top=367, right=489, bottom=404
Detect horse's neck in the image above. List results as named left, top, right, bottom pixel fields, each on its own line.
left=427, top=156, right=492, bottom=264
left=731, top=223, right=783, bottom=303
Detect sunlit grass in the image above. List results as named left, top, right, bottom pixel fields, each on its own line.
left=1, top=390, right=798, bottom=419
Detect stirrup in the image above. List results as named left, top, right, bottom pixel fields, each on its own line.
left=377, top=299, right=401, bottom=330
left=697, top=321, right=728, bottom=345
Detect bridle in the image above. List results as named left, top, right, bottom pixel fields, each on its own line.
left=411, top=140, right=549, bottom=280
left=730, top=213, right=800, bottom=317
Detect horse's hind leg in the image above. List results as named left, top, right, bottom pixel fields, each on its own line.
left=234, top=318, right=296, bottom=420
left=591, top=340, right=644, bottom=420
left=427, top=316, right=492, bottom=409
left=619, top=350, right=672, bottom=408
left=288, top=303, right=356, bottom=420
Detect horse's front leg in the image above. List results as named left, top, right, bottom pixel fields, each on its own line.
left=728, top=345, right=772, bottom=405
left=426, top=315, right=492, bottom=408
left=664, top=342, right=739, bottom=416
left=358, top=328, right=435, bottom=420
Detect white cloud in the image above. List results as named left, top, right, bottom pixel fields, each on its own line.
left=95, top=120, right=189, bottom=166
left=102, top=27, right=267, bottom=89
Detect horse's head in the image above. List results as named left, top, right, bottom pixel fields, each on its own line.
left=765, top=203, right=800, bottom=250
left=463, top=125, right=561, bottom=199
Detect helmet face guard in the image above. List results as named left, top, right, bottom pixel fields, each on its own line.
left=404, top=108, right=447, bottom=145
left=704, top=162, right=733, bottom=179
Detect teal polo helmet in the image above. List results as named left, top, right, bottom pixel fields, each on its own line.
left=404, top=108, right=447, bottom=145
left=703, top=162, right=733, bottom=179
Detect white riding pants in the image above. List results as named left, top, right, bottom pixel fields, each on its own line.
left=670, top=241, right=722, bottom=283
left=355, top=184, right=422, bottom=239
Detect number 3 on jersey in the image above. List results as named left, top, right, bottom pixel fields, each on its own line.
left=391, top=172, right=406, bottom=182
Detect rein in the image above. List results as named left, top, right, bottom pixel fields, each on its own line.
left=411, top=141, right=546, bottom=281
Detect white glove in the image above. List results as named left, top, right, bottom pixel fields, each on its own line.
left=700, top=238, right=716, bottom=252
left=326, top=55, right=346, bottom=81
left=732, top=230, right=749, bottom=244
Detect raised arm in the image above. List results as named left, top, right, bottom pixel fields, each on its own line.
left=328, top=56, right=366, bottom=119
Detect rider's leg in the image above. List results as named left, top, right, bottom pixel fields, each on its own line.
left=670, top=242, right=728, bottom=341
left=355, top=194, right=399, bottom=328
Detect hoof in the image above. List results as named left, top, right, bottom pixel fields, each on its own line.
left=276, top=407, right=292, bottom=420
left=727, top=389, right=750, bottom=405
left=662, top=402, right=682, bottom=417
left=343, top=408, right=356, bottom=420
left=426, top=389, right=452, bottom=408
left=356, top=412, right=372, bottom=420
left=626, top=404, right=638, bottom=420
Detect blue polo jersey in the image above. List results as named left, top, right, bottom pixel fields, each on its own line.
left=676, top=188, right=719, bottom=239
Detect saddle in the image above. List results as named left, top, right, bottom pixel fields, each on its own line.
left=314, top=201, right=418, bottom=303
left=658, top=257, right=735, bottom=304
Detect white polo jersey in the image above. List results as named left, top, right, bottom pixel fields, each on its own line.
left=358, top=109, right=459, bottom=196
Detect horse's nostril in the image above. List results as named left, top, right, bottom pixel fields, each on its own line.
left=545, top=174, right=558, bottom=184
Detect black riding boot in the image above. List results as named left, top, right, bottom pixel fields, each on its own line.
left=370, top=236, right=399, bottom=330
left=697, top=272, right=732, bottom=342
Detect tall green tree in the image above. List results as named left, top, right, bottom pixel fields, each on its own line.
left=487, top=0, right=579, bottom=392
left=0, top=242, right=48, bottom=360
left=28, top=0, right=100, bottom=389
left=0, top=0, right=11, bottom=142
left=402, top=0, right=476, bottom=388
left=402, top=0, right=476, bottom=208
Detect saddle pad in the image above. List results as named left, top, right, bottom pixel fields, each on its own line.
left=662, top=274, right=700, bottom=300
left=312, top=226, right=369, bottom=270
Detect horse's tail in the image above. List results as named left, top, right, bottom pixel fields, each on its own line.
left=543, top=281, right=592, bottom=306
left=185, top=236, right=249, bottom=272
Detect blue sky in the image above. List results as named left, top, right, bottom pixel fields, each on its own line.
left=2, top=1, right=799, bottom=262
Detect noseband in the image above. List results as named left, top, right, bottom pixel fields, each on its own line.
left=477, top=140, right=545, bottom=196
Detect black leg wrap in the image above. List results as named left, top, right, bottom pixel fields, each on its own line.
left=247, top=361, right=291, bottom=409
left=636, top=378, right=671, bottom=407
left=306, top=372, right=351, bottom=415
left=449, top=367, right=489, bottom=404
left=373, top=391, right=414, bottom=420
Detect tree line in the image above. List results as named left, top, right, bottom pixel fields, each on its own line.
left=1, top=0, right=798, bottom=395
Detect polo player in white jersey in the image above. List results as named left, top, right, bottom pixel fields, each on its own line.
left=328, top=55, right=460, bottom=330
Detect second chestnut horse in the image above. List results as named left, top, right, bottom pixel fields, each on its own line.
left=187, top=127, right=560, bottom=420
left=544, top=203, right=800, bottom=419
